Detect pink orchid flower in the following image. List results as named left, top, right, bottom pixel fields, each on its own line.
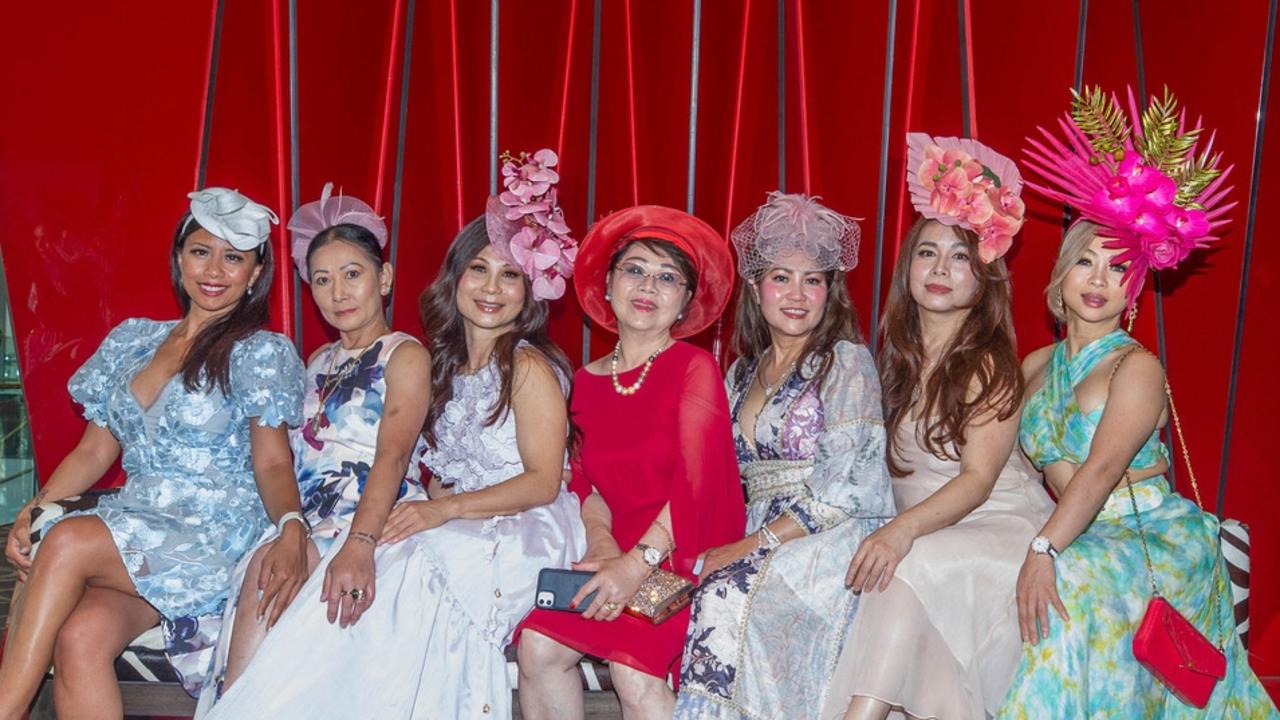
left=1131, top=208, right=1170, bottom=238
left=977, top=232, right=1014, bottom=264
left=532, top=273, right=567, bottom=301
left=994, top=186, right=1025, bottom=219
left=1169, top=207, right=1210, bottom=241
left=933, top=166, right=973, bottom=216
left=958, top=189, right=995, bottom=226
left=1142, top=175, right=1177, bottom=211
left=1092, top=180, right=1142, bottom=225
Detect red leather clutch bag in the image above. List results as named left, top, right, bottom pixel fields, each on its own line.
left=1132, top=596, right=1227, bottom=709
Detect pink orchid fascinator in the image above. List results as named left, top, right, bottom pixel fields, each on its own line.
left=1023, top=86, right=1235, bottom=306
left=287, top=182, right=388, bottom=281
left=731, top=191, right=861, bottom=279
left=906, top=133, right=1027, bottom=264
left=485, top=148, right=577, bottom=301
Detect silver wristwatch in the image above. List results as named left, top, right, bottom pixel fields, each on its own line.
left=634, top=542, right=665, bottom=568
left=1030, top=535, right=1059, bottom=559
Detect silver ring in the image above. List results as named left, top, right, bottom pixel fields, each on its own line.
left=349, top=588, right=366, bottom=602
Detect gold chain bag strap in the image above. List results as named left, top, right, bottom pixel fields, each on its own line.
left=1111, top=347, right=1229, bottom=708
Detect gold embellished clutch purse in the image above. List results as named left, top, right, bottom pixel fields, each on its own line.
left=624, top=569, right=694, bottom=624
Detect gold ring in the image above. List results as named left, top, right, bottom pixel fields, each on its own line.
left=602, top=601, right=619, bottom=613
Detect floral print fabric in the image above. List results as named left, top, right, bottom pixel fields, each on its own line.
left=675, top=341, right=895, bottom=720
left=998, top=334, right=1277, bottom=719
left=50, top=317, right=303, bottom=693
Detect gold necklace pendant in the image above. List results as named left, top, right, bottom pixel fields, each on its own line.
left=610, top=340, right=669, bottom=396
left=755, top=353, right=798, bottom=401
left=308, top=343, right=376, bottom=434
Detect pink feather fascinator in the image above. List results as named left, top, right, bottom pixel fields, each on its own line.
left=288, top=182, right=388, bottom=282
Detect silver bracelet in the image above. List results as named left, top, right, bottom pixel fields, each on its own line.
left=757, top=525, right=782, bottom=550
left=277, top=511, right=312, bottom=537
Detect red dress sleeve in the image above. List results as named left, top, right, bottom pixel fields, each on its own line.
left=667, top=350, right=746, bottom=577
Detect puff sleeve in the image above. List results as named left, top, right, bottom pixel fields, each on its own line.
left=786, top=341, right=895, bottom=532
left=230, top=331, right=305, bottom=428
left=67, top=318, right=148, bottom=427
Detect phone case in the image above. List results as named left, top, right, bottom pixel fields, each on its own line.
left=534, top=568, right=597, bottom=613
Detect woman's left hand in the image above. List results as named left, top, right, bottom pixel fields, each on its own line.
left=256, top=523, right=311, bottom=628
left=380, top=500, right=454, bottom=544
left=572, top=552, right=652, bottom=622
left=845, top=520, right=914, bottom=593
left=697, top=536, right=758, bottom=582
left=322, top=538, right=377, bottom=627
left=1016, top=552, right=1068, bottom=643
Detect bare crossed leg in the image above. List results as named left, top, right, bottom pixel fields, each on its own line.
left=0, top=515, right=157, bottom=720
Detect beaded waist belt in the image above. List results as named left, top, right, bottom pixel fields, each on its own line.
left=741, top=459, right=813, bottom=504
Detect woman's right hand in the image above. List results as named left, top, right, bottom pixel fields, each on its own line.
left=5, top=506, right=34, bottom=581
left=576, top=532, right=623, bottom=566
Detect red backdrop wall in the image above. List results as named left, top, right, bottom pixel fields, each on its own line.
left=2, top=0, right=1276, bottom=693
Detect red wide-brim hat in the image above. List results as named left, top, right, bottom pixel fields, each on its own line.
left=574, top=205, right=735, bottom=339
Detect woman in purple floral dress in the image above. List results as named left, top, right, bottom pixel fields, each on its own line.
left=674, top=193, right=895, bottom=720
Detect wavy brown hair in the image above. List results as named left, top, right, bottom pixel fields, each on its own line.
left=879, top=217, right=1023, bottom=477
left=730, top=266, right=863, bottom=391
left=170, top=212, right=274, bottom=395
left=419, top=216, right=572, bottom=449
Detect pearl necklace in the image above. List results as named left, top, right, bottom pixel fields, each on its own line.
left=610, top=340, right=670, bottom=396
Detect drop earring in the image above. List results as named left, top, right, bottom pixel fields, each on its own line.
left=1125, top=301, right=1139, bottom=332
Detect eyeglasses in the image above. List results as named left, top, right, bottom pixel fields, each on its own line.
left=613, top=262, right=688, bottom=293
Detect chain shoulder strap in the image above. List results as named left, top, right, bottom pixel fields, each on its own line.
left=1113, top=347, right=1226, bottom=647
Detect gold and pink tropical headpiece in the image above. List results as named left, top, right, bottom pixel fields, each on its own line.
left=1024, top=86, right=1235, bottom=305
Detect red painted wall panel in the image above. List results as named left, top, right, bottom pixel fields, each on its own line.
left=0, top=1, right=214, bottom=485
left=2, top=0, right=1276, bottom=690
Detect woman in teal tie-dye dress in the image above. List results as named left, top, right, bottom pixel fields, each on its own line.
left=997, top=221, right=1277, bottom=719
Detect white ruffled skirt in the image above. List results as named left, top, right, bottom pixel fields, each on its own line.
left=195, top=488, right=584, bottom=720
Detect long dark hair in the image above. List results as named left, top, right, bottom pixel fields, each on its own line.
left=730, top=266, right=863, bottom=392
left=878, top=217, right=1023, bottom=477
left=171, top=211, right=274, bottom=395
left=419, top=216, right=572, bottom=449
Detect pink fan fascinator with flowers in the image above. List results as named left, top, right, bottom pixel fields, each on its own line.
left=1023, top=86, right=1235, bottom=306
left=287, top=182, right=388, bottom=281
left=485, top=148, right=578, bottom=301
left=907, top=133, right=1027, bottom=263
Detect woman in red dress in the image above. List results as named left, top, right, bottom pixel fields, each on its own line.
left=517, top=206, right=746, bottom=720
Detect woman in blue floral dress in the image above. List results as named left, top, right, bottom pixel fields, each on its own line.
left=674, top=193, right=895, bottom=720
left=0, top=188, right=307, bottom=719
